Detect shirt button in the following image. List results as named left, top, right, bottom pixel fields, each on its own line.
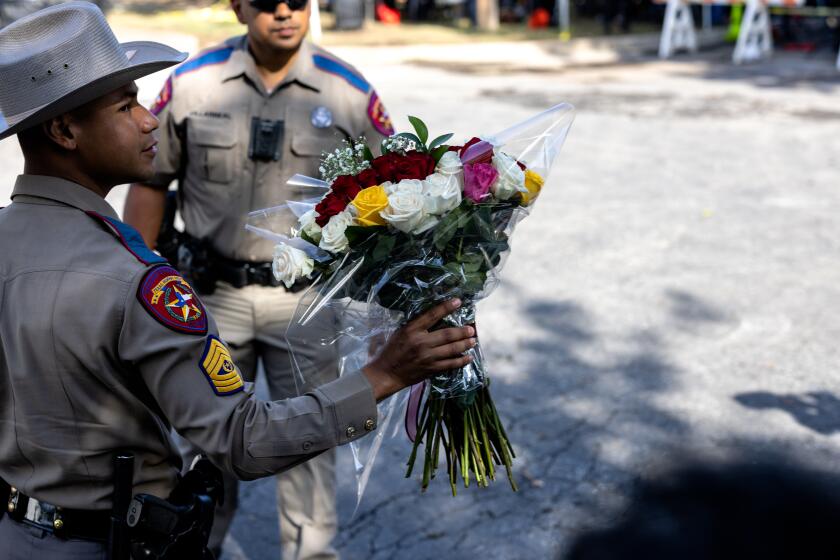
left=302, top=441, right=312, bottom=452
left=364, top=419, right=376, bottom=431
left=346, top=426, right=357, bottom=438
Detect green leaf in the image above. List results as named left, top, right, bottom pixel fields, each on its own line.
left=300, top=230, right=318, bottom=247
left=431, top=145, right=450, bottom=164
left=363, top=144, right=375, bottom=163
left=428, top=133, right=454, bottom=151
left=460, top=253, right=485, bottom=273
left=396, top=132, right=423, bottom=149
left=408, top=116, right=429, bottom=146
left=344, top=225, right=379, bottom=247
left=433, top=207, right=464, bottom=251
left=371, top=234, right=396, bottom=263
left=474, top=206, right=497, bottom=241
left=381, top=138, right=391, bottom=155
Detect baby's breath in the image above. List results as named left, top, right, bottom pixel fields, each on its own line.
left=319, top=137, right=371, bottom=183
left=382, top=134, right=417, bottom=154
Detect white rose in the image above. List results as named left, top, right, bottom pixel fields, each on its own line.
left=423, top=173, right=462, bottom=215
left=385, top=178, right=424, bottom=195
left=492, top=151, right=526, bottom=201
left=272, top=244, right=314, bottom=289
left=381, top=191, right=438, bottom=234
left=436, top=150, right=463, bottom=176
left=318, top=209, right=354, bottom=253
left=297, top=209, right=322, bottom=243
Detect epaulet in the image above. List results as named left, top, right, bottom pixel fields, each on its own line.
left=85, top=211, right=167, bottom=266
left=312, top=53, right=370, bottom=94
left=174, top=46, right=235, bottom=78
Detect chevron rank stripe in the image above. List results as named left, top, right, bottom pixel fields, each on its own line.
left=200, top=335, right=245, bottom=396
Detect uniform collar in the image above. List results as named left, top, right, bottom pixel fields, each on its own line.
left=11, top=175, right=120, bottom=221
left=221, top=36, right=321, bottom=94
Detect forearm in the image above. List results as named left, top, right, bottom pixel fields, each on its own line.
left=205, top=371, right=379, bottom=480
left=124, top=183, right=167, bottom=249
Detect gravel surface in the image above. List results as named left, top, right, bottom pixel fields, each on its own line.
left=2, top=30, right=840, bottom=560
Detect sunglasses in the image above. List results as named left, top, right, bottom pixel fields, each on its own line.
left=250, top=0, right=310, bottom=11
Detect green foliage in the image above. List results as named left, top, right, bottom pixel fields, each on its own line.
left=408, top=116, right=430, bottom=145
left=300, top=230, right=318, bottom=247
left=344, top=225, right=382, bottom=248
left=431, top=145, right=450, bottom=164
left=363, top=144, right=375, bottom=163
left=371, top=234, right=396, bottom=263
left=429, top=133, right=454, bottom=150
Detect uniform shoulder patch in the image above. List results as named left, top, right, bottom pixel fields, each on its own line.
left=200, top=335, right=245, bottom=396
left=150, top=75, right=173, bottom=116
left=312, top=53, right=370, bottom=94
left=137, top=265, right=208, bottom=335
left=85, top=211, right=167, bottom=266
left=367, top=91, right=395, bottom=136
left=174, top=46, right=234, bottom=78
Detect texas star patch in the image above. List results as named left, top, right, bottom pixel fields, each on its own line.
left=200, top=335, right=245, bottom=396
left=137, top=266, right=208, bottom=335
left=367, top=91, right=394, bottom=136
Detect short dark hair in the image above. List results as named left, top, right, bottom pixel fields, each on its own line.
left=564, top=462, right=840, bottom=560
left=16, top=123, right=50, bottom=157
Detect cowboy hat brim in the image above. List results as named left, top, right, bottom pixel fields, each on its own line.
left=0, top=40, right=187, bottom=140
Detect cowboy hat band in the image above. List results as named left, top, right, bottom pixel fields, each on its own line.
left=0, top=1, right=187, bottom=140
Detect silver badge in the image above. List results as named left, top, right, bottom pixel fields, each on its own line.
left=310, top=106, right=333, bottom=129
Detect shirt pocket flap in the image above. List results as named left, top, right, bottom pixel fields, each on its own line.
left=291, top=133, right=326, bottom=157
left=189, top=117, right=237, bottom=148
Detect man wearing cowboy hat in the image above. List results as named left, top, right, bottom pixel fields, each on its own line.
left=122, top=1, right=395, bottom=558
left=0, top=3, right=476, bottom=558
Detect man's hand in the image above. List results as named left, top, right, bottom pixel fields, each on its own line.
left=362, top=299, right=476, bottom=401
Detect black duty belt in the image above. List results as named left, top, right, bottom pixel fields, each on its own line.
left=1, top=478, right=110, bottom=542
left=213, top=254, right=309, bottom=292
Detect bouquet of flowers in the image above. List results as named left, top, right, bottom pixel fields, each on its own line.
left=247, top=104, right=574, bottom=496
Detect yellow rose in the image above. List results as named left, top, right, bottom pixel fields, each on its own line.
left=520, top=170, right=545, bottom=206
left=351, top=185, right=389, bottom=226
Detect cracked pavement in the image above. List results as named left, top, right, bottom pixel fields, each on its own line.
left=2, top=28, right=840, bottom=560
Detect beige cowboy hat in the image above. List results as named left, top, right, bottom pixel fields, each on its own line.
left=0, top=1, right=187, bottom=140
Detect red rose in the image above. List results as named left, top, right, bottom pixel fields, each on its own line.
left=395, top=151, right=435, bottom=181
left=356, top=168, right=380, bottom=188
left=372, top=151, right=436, bottom=183
left=330, top=174, right=362, bottom=202
left=371, top=153, right=402, bottom=183
left=315, top=191, right=348, bottom=227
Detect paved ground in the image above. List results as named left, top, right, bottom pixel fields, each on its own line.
left=3, top=30, right=840, bottom=560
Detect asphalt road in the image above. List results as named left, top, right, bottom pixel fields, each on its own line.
left=2, top=29, right=840, bottom=560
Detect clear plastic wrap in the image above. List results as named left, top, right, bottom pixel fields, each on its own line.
left=247, top=103, right=575, bottom=501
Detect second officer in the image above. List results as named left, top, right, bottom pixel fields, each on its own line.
left=123, top=0, right=396, bottom=558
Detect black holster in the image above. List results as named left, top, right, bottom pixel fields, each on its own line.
left=156, top=190, right=182, bottom=268
left=156, top=191, right=218, bottom=295
left=126, top=457, right=224, bottom=560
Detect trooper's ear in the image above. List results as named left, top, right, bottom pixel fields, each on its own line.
left=42, top=114, right=77, bottom=151
left=231, top=0, right=247, bottom=24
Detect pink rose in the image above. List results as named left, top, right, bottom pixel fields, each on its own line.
left=463, top=163, right=498, bottom=203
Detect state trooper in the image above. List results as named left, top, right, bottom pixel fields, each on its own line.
left=0, top=3, right=476, bottom=559
left=123, top=1, right=395, bottom=557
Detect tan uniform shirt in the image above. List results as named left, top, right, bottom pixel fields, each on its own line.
left=148, top=36, right=394, bottom=262
left=0, top=175, right=378, bottom=510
